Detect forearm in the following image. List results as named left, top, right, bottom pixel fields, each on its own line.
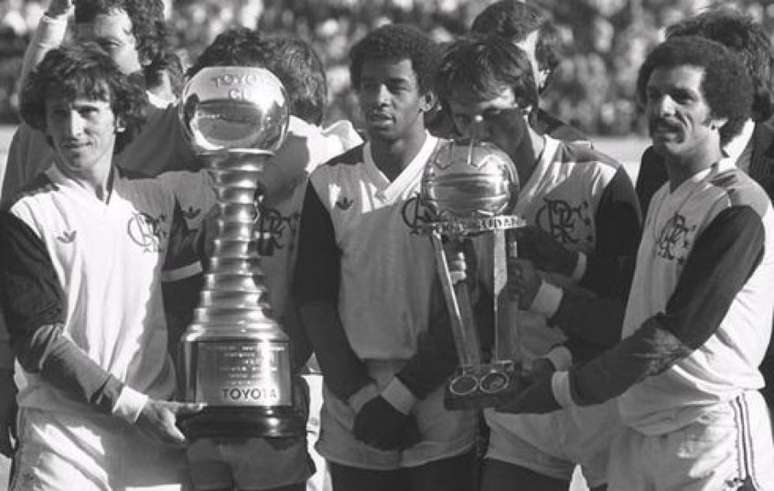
left=14, top=323, right=146, bottom=421
left=18, top=12, right=69, bottom=92
left=298, top=301, right=371, bottom=401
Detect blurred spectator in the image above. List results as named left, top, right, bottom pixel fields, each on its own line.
left=3, top=0, right=774, bottom=133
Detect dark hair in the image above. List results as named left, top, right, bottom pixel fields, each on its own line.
left=188, top=29, right=327, bottom=125
left=435, top=35, right=538, bottom=111
left=187, top=27, right=264, bottom=77
left=636, top=36, right=753, bottom=146
left=75, top=0, right=169, bottom=69
left=349, top=24, right=441, bottom=94
left=20, top=42, right=148, bottom=153
left=253, top=36, right=327, bottom=125
left=666, top=7, right=774, bottom=122
left=471, top=0, right=559, bottom=93
left=144, top=50, right=184, bottom=99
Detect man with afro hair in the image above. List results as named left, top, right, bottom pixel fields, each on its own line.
left=294, top=24, right=476, bottom=491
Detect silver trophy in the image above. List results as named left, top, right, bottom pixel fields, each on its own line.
left=420, top=137, right=524, bottom=409
left=177, top=66, right=304, bottom=438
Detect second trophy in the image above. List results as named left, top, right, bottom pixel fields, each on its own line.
left=420, top=137, right=525, bottom=410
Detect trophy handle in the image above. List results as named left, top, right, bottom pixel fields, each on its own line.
left=430, top=232, right=482, bottom=369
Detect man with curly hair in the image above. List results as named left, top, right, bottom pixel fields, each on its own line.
left=293, top=24, right=476, bottom=491
left=471, top=0, right=587, bottom=143
left=0, top=0, right=197, bottom=462
left=633, top=7, right=774, bottom=419
left=503, top=36, right=774, bottom=489
left=0, top=42, right=212, bottom=491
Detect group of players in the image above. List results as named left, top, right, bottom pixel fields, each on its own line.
left=0, top=0, right=772, bottom=490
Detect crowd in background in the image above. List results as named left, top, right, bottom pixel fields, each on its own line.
left=2, top=0, right=774, bottom=133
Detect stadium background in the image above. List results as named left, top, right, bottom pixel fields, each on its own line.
left=0, top=0, right=770, bottom=488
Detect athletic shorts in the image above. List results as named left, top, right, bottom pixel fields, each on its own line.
left=186, top=437, right=312, bottom=490
left=10, top=408, right=187, bottom=491
left=608, top=391, right=774, bottom=491
left=485, top=399, right=620, bottom=487
left=317, top=360, right=476, bottom=470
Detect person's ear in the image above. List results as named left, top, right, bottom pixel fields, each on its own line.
left=419, top=90, right=437, bottom=113
left=537, top=68, right=551, bottom=93
left=115, top=117, right=126, bottom=133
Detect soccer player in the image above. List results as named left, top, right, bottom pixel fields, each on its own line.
left=503, top=36, right=774, bottom=490
left=471, top=0, right=587, bottom=142
left=632, top=8, right=774, bottom=411
left=434, top=35, right=641, bottom=490
left=0, top=42, right=208, bottom=490
left=179, top=28, right=362, bottom=491
left=293, top=24, right=476, bottom=491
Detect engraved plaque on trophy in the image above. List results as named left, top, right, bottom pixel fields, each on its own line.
left=177, top=66, right=304, bottom=438
left=420, top=138, right=525, bottom=410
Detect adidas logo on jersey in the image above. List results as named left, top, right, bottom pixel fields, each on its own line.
left=335, top=196, right=354, bottom=210
left=183, top=206, right=202, bottom=220
left=56, top=230, right=77, bottom=244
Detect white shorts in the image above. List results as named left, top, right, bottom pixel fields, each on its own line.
left=186, top=437, right=312, bottom=490
left=303, top=373, right=329, bottom=491
left=10, top=408, right=187, bottom=491
left=608, top=391, right=774, bottom=491
left=317, top=360, right=476, bottom=470
left=485, top=399, right=620, bottom=487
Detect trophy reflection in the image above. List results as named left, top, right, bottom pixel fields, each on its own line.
left=177, top=66, right=304, bottom=438
left=420, top=137, right=524, bottom=410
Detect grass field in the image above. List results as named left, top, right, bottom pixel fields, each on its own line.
left=0, top=126, right=649, bottom=490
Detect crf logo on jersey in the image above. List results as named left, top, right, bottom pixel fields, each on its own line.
left=535, top=197, right=593, bottom=246
left=655, top=212, right=696, bottom=265
left=253, top=204, right=300, bottom=257
left=401, top=193, right=436, bottom=235
left=127, top=212, right=168, bottom=252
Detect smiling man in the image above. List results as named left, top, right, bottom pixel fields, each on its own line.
left=293, top=24, right=476, bottom=491
left=0, top=43, right=210, bottom=490
left=502, top=36, right=774, bottom=490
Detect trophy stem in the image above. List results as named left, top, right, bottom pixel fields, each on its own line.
left=431, top=232, right=482, bottom=368
left=179, top=151, right=303, bottom=439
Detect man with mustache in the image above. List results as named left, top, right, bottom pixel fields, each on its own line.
left=434, top=35, right=640, bottom=490
left=503, top=36, right=774, bottom=489
left=293, top=24, right=476, bottom=491
left=633, top=8, right=774, bottom=414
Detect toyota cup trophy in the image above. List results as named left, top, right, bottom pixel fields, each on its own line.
left=177, top=66, right=304, bottom=438
left=420, top=135, right=525, bottom=409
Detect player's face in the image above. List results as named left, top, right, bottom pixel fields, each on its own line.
left=357, top=57, right=431, bottom=142
left=447, top=86, right=529, bottom=159
left=645, top=65, right=721, bottom=160
left=45, top=92, right=118, bottom=177
left=75, top=9, right=142, bottom=75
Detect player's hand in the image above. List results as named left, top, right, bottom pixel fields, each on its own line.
left=495, top=374, right=560, bottom=415
left=195, top=205, right=219, bottom=260
left=514, top=226, right=578, bottom=276
left=45, top=0, right=74, bottom=17
left=136, top=399, right=204, bottom=447
left=525, top=358, right=556, bottom=383
left=507, top=258, right=541, bottom=309
left=353, top=396, right=419, bottom=450
left=0, top=370, right=17, bottom=457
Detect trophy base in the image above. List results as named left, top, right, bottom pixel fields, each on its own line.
left=178, top=406, right=305, bottom=440
left=444, top=363, right=520, bottom=410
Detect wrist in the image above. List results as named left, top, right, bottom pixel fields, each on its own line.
left=112, top=386, right=149, bottom=424
left=550, top=371, right=575, bottom=408
left=380, top=377, right=417, bottom=415
left=43, top=8, right=71, bottom=20
left=347, top=382, right=380, bottom=414
left=529, top=280, right=563, bottom=318
left=560, top=250, right=580, bottom=277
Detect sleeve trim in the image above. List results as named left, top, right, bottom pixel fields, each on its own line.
left=571, top=252, right=587, bottom=282
left=530, top=280, right=563, bottom=317
left=112, top=385, right=148, bottom=424
left=161, top=261, right=202, bottom=282
left=381, top=377, right=418, bottom=415
left=551, top=371, right=575, bottom=408
left=544, top=346, right=573, bottom=371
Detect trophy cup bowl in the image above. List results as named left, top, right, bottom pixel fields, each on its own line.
left=177, top=66, right=304, bottom=438
left=421, top=139, right=523, bottom=410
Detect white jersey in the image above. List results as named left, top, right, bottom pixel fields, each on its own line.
left=10, top=164, right=209, bottom=416
left=485, top=135, right=640, bottom=482
left=619, top=158, right=774, bottom=435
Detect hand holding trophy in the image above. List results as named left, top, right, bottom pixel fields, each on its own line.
left=176, top=66, right=304, bottom=438
left=420, top=133, right=525, bottom=409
